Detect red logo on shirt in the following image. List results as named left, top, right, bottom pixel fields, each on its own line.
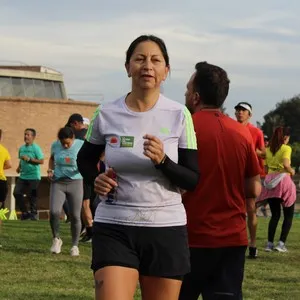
left=65, top=157, right=71, bottom=163
left=110, top=137, right=118, bottom=144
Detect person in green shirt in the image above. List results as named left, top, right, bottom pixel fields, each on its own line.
left=13, top=128, right=44, bottom=220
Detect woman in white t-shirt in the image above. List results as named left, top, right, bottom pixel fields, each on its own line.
left=77, top=35, right=199, bottom=300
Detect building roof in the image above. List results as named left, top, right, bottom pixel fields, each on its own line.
left=0, top=65, right=62, bottom=75
left=0, top=65, right=66, bottom=99
left=0, top=65, right=64, bottom=82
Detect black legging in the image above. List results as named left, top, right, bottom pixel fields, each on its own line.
left=268, top=198, right=295, bottom=243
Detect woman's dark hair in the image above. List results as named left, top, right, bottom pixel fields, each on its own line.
left=269, top=126, right=291, bottom=155
left=58, top=127, right=74, bottom=140
left=125, top=35, right=170, bottom=66
left=0, top=129, right=2, bottom=140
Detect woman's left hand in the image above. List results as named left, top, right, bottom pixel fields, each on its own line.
left=143, top=134, right=165, bottom=165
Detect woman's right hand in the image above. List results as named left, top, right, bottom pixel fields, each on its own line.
left=47, top=170, right=54, bottom=180
left=94, top=168, right=118, bottom=196
left=290, top=168, right=295, bottom=176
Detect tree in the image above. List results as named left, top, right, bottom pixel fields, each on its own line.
left=291, top=142, right=300, bottom=172
left=262, top=95, right=300, bottom=172
left=261, top=95, right=300, bottom=143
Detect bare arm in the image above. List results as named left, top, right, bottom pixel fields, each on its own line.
left=245, top=174, right=261, bottom=248
left=283, top=158, right=295, bottom=175
left=256, top=146, right=266, bottom=159
left=47, top=155, right=55, bottom=179
left=30, top=158, right=44, bottom=165
left=20, top=156, right=44, bottom=165
left=16, top=161, right=21, bottom=173
left=28, top=157, right=44, bottom=165
left=246, top=197, right=257, bottom=247
left=264, top=165, right=268, bottom=174
left=245, top=174, right=261, bottom=199
left=4, top=159, right=12, bottom=170
left=48, top=155, right=54, bottom=170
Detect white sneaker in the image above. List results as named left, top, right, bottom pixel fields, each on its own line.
left=70, top=246, right=80, bottom=257
left=265, top=241, right=274, bottom=252
left=275, top=241, right=288, bottom=253
left=50, top=237, right=63, bottom=254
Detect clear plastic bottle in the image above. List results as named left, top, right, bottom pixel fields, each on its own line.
left=105, top=168, right=117, bottom=205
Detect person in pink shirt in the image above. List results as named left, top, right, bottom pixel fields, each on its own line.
left=257, top=127, right=296, bottom=252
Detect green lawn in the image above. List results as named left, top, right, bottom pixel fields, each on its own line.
left=0, top=218, right=300, bottom=300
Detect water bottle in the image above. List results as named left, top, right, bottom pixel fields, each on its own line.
left=105, top=168, right=117, bottom=205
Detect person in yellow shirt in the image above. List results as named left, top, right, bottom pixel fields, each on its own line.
left=0, top=129, right=12, bottom=209
left=257, top=127, right=296, bottom=253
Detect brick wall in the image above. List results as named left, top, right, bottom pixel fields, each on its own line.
left=1, top=97, right=99, bottom=216
left=0, top=97, right=98, bottom=176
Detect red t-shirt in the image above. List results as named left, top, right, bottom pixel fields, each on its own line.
left=183, top=111, right=260, bottom=248
left=246, top=123, right=265, bottom=177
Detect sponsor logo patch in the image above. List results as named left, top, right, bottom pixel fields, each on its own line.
left=120, top=136, right=134, bottom=148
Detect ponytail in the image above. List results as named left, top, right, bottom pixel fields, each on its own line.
left=269, top=127, right=290, bottom=155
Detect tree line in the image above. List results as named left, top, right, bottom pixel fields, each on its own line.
left=261, top=95, right=300, bottom=170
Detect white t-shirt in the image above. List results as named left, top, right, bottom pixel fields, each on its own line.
left=86, top=94, right=197, bottom=227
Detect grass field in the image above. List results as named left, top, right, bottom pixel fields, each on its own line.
left=0, top=218, right=300, bottom=300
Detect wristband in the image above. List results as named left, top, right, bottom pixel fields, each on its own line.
left=155, top=154, right=167, bottom=169
left=47, top=169, right=53, bottom=173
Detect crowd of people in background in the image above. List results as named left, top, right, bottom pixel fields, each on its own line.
left=0, top=34, right=298, bottom=300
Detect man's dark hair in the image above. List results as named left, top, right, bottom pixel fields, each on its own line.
left=25, top=128, right=36, bottom=137
left=66, top=113, right=84, bottom=127
left=193, top=61, right=230, bottom=108
left=0, top=129, right=2, bottom=140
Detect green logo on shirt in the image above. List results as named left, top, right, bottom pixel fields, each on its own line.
left=120, top=136, right=134, bottom=148
left=160, top=127, right=170, bottom=135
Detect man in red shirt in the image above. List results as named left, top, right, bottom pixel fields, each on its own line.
left=235, top=102, right=266, bottom=259
left=179, top=62, right=261, bottom=300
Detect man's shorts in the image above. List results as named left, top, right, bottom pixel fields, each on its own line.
left=0, top=180, right=8, bottom=203
left=92, top=222, right=190, bottom=280
left=83, top=181, right=92, bottom=201
left=179, top=246, right=247, bottom=300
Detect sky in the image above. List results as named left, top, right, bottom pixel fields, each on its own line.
left=0, top=0, right=299, bottom=124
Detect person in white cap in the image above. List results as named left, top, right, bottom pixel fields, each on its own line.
left=66, top=113, right=87, bottom=140
left=66, top=114, right=92, bottom=241
left=83, top=117, right=90, bottom=129
left=235, top=102, right=265, bottom=259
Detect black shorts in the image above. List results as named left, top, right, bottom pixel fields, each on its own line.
left=179, top=246, right=247, bottom=300
left=83, top=181, right=94, bottom=201
left=0, top=180, right=8, bottom=203
left=92, top=222, right=190, bottom=280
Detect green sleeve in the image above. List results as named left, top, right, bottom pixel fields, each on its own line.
left=35, top=145, right=44, bottom=160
